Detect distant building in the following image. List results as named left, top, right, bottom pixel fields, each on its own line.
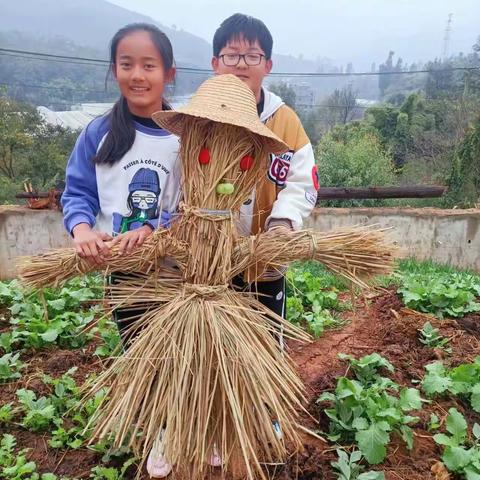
left=38, top=96, right=193, bottom=130
left=37, top=103, right=112, bottom=130
left=356, top=98, right=379, bottom=108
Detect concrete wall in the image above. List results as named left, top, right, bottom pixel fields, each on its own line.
left=0, top=206, right=71, bottom=280
left=306, top=207, right=480, bottom=272
left=1, top=206, right=479, bottom=280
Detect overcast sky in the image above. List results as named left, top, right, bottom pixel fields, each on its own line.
left=109, top=0, right=479, bottom=68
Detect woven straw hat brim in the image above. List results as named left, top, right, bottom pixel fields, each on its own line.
left=152, top=108, right=288, bottom=154
left=152, top=74, right=288, bottom=154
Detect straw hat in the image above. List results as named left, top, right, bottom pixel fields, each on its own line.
left=152, top=74, right=288, bottom=154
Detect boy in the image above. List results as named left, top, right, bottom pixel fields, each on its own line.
left=212, top=13, right=319, bottom=318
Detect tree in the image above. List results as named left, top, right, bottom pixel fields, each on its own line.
left=0, top=94, right=77, bottom=203
left=366, top=93, right=442, bottom=166
left=445, top=115, right=480, bottom=207
left=268, top=82, right=296, bottom=109
left=379, top=51, right=395, bottom=97
left=0, top=96, right=38, bottom=181
left=321, top=84, right=358, bottom=130
left=315, top=124, right=396, bottom=207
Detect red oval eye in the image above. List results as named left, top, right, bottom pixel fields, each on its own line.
left=240, top=155, right=254, bottom=171
left=199, top=148, right=210, bottom=164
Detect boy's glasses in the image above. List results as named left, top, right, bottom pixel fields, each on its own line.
left=219, top=53, right=265, bottom=66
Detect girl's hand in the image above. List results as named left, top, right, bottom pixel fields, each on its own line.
left=72, top=223, right=112, bottom=265
left=110, top=225, right=153, bottom=256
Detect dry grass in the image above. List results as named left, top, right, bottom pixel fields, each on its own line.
left=232, top=226, right=399, bottom=286
left=17, top=229, right=188, bottom=289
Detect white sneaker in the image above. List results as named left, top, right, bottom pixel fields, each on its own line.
left=272, top=420, right=283, bottom=440
left=209, top=444, right=222, bottom=467
left=146, top=430, right=173, bottom=478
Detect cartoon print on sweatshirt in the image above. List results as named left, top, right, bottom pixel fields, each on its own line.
left=112, top=168, right=160, bottom=234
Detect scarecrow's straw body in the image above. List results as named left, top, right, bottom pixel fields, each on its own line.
left=17, top=93, right=399, bottom=479
left=84, top=119, right=313, bottom=479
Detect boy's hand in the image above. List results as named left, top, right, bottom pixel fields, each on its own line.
left=267, top=219, right=293, bottom=234
left=72, top=223, right=112, bottom=265
left=110, top=225, right=153, bottom=256
left=262, top=219, right=293, bottom=279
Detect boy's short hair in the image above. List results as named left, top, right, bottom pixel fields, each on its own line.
left=213, top=13, right=273, bottom=60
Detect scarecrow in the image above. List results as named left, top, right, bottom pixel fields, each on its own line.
left=19, top=75, right=397, bottom=479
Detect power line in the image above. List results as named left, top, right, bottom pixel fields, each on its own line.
left=0, top=52, right=107, bottom=68
left=0, top=50, right=210, bottom=74
left=0, top=47, right=479, bottom=77
left=0, top=48, right=106, bottom=64
left=0, top=81, right=115, bottom=95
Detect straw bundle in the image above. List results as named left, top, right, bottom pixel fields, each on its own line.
left=17, top=228, right=188, bottom=289
left=232, top=226, right=399, bottom=287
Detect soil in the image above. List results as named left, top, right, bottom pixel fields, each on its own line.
left=2, top=288, right=480, bottom=479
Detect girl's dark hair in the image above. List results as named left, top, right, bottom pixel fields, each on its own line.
left=94, top=23, right=175, bottom=165
left=213, top=13, right=273, bottom=60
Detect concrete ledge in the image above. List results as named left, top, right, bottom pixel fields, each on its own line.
left=1, top=206, right=479, bottom=280
left=0, top=206, right=70, bottom=280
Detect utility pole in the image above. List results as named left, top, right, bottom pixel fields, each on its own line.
left=442, top=13, right=453, bottom=60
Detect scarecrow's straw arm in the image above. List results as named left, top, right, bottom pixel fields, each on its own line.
left=17, top=229, right=188, bottom=289
left=231, top=226, right=400, bottom=288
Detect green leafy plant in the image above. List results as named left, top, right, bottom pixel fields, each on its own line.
left=286, top=266, right=348, bottom=337
left=94, top=322, right=121, bottom=357
left=0, top=403, right=13, bottom=424
left=49, top=387, right=107, bottom=450
left=398, top=272, right=480, bottom=318
left=42, top=368, right=79, bottom=413
left=10, top=310, right=96, bottom=350
left=433, top=408, right=480, bottom=477
left=286, top=296, right=339, bottom=337
left=0, top=280, right=24, bottom=308
left=89, top=458, right=136, bottom=480
left=418, top=322, right=451, bottom=353
left=422, top=358, right=480, bottom=412
left=338, top=353, right=394, bottom=385
left=16, top=389, right=56, bottom=432
left=0, top=433, right=16, bottom=465
left=428, top=413, right=441, bottom=431
left=318, top=354, right=422, bottom=464
left=0, top=353, right=24, bottom=382
left=0, top=433, right=59, bottom=480
left=331, top=449, right=385, bottom=480
left=1, top=276, right=103, bottom=350
left=0, top=331, right=16, bottom=354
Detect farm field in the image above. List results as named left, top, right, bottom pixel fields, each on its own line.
left=1, top=260, right=480, bottom=480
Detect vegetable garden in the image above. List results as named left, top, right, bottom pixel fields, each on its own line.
left=1, top=260, right=480, bottom=479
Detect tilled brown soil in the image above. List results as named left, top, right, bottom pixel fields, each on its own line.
left=2, top=289, right=480, bottom=479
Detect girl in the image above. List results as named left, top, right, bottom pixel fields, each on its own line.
left=61, top=23, right=179, bottom=478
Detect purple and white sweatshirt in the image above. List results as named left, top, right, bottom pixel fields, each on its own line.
left=62, top=115, right=181, bottom=236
